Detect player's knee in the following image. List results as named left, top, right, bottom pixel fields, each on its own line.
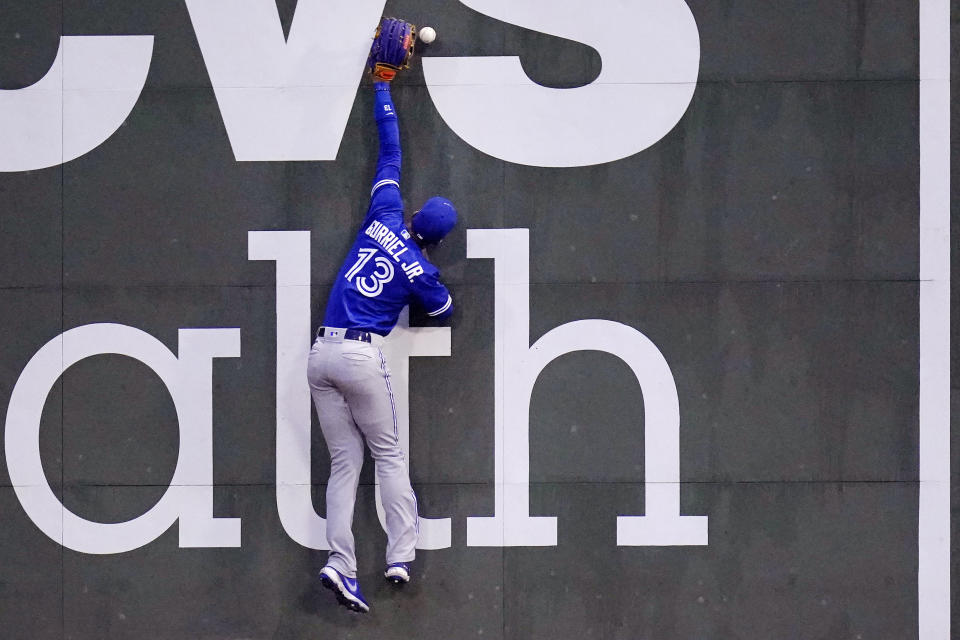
left=368, top=440, right=404, bottom=465
left=330, top=449, right=363, bottom=473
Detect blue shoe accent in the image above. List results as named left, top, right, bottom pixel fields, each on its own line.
left=384, top=562, right=410, bottom=585
left=320, top=566, right=370, bottom=612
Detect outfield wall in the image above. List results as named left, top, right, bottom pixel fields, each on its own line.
left=0, top=1, right=945, bottom=638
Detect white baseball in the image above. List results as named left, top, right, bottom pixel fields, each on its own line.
left=419, top=26, right=437, bottom=44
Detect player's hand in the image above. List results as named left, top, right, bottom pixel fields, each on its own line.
left=367, top=17, right=416, bottom=82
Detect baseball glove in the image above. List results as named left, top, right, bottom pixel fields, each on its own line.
left=368, top=17, right=417, bottom=82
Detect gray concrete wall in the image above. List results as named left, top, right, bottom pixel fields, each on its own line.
left=0, top=1, right=936, bottom=638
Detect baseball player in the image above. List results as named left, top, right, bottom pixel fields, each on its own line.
left=309, top=18, right=457, bottom=614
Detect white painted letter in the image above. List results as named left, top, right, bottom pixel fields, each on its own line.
left=251, top=232, right=453, bottom=550
left=248, top=230, right=328, bottom=548
left=424, top=1, right=700, bottom=167
left=186, top=0, right=386, bottom=161
left=465, top=229, right=556, bottom=546
left=466, top=229, right=707, bottom=546
left=0, top=36, right=153, bottom=172
left=378, top=308, right=452, bottom=550
left=5, top=324, right=241, bottom=554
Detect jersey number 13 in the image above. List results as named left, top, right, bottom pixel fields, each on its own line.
left=345, top=248, right=395, bottom=298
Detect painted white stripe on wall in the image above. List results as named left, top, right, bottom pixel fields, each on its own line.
left=918, top=1, right=950, bottom=638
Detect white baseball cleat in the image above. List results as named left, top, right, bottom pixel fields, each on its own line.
left=320, top=566, right=370, bottom=613
left=384, top=562, right=410, bottom=585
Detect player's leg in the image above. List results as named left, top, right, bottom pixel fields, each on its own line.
left=307, top=344, right=366, bottom=579
left=309, top=371, right=371, bottom=613
left=337, top=346, right=418, bottom=572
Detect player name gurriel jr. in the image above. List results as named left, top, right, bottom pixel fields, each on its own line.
left=365, top=219, right=424, bottom=281
left=4, top=229, right=708, bottom=556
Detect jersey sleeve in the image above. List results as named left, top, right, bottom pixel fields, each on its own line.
left=410, top=268, right=453, bottom=320
left=365, top=82, right=403, bottom=223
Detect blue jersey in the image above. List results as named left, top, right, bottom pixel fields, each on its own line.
left=323, top=84, right=453, bottom=336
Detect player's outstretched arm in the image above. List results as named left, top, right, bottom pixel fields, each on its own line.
left=365, top=17, right=414, bottom=214
left=371, top=82, right=401, bottom=197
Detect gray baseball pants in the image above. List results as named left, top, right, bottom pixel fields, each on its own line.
left=307, top=332, right=418, bottom=578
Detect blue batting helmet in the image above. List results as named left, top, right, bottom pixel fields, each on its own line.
left=412, top=197, right=458, bottom=245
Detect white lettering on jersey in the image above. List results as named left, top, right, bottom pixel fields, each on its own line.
left=364, top=221, right=425, bottom=280
left=355, top=256, right=395, bottom=297
left=403, top=262, right=424, bottom=281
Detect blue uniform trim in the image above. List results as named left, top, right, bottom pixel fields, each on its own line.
left=426, top=295, right=452, bottom=317
left=412, top=488, right=420, bottom=537
left=371, top=178, right=399, bottom=195
left=377, top=349, right=420, bottom=538
left=378, top=349, right=399, bottom=442
left=372, top=84, right=401, bottom=191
